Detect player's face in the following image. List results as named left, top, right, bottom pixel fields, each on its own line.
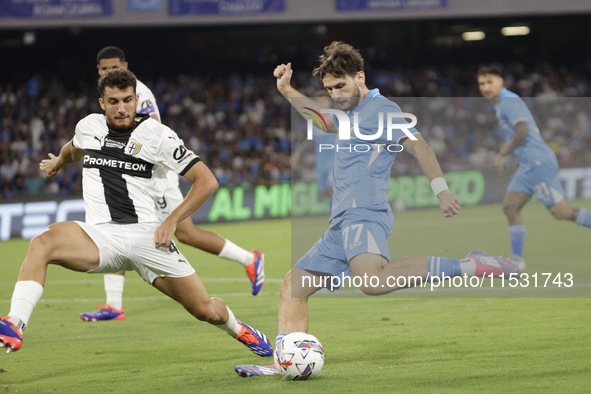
left=478, top=74, right=504, bottom=99
left=99, top=86, right=138, bottom=130
left=323, top=73, right=363, bottom=111
left=97, top=58, right=129, bottom=76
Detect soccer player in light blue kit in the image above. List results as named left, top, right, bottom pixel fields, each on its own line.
left=235, top=42, right=521, bottom=377
left=478, top=66, right=591, bottom=266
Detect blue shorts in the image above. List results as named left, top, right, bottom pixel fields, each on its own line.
left=508, top=161, right=565, bottom=207
left=294, top=208, right=393, bottom=283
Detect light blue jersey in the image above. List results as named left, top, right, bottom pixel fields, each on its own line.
left=496, top=88, right=557, bottom=171
left=295, top=89, right=419, bottom=280
left=312, top=127, right=335, bottom=195
left=330, top=89, right=419, bottom=220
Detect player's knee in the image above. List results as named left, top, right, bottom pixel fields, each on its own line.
left=190, top=300, right=218, bottom=322
left=27, top=225, right=60, bottom=261
left=550, top=206, right=573, bottom=221
left=502, top=203, right=519, bottom=217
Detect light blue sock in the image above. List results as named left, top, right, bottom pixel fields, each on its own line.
left=508, top=225, right=526, bottom=257
left=575, top=208, right=591, bottom=228
left=427, top=256, right=461, bottom=280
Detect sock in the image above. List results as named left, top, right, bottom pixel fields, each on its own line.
left=276, top=334, right=286, bottom=349
left=104, top=274, right=125, bottom=310
left=218, top=239, right=253, bottom=267
left=427, top=257, right=461, bottom=280
left=575, top=208, right=591, bottom=228
left=8, top=280, right=44, bottom=333
left=508, top=225, right=526, bottom=257
left=218, top=306, right=242, bottom=337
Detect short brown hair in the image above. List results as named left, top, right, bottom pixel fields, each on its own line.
left=477, top=65, right=503, bottom=78
left=97, top=69, right=137, bottom=98
left=313, top=41, right=364, bottom=79
left=97, top=46, right=126, bottom=64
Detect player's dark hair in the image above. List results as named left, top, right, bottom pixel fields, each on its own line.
left=96, top=46, right=126, bottom=64
left=477, top=65, right=503, bottom=78
left=98, top=69, right=136, bottom=98
left=313, top=41, right=364, bottom=79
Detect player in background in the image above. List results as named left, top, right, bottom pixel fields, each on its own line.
left=290, top=90, right=335, bottom=212
left=80, top=46, right=265, bottom=322
left=477, top=66, right=591, bottom=266
left=0, top=69, right=273, bottom=356
left=235, top=42, right=522, bottom=377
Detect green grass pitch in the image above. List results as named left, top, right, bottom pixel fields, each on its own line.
left=0, top=200, right=590, bottom=393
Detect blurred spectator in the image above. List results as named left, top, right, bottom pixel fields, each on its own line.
left=0, top=60, right=589, bottom=199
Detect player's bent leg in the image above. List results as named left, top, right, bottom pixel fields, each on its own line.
left=152, top=274, right=272, bottom=356
left=350, top=253, right=428, bottom=295
left=548, top=199, right=578, bottom=221
left=19, top=221, right=100, bottom=284
left=152, top=273, right=224, bottom=323
left=3, top=221, right=100, bottom=352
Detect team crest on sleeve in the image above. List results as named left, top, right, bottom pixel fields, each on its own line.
left=138, top=100, right=156, bottom=115
left=125, top=141, right=143, bottom=156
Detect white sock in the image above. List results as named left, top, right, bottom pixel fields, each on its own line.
left=218, top=306, right=242, bottom=337
left=104, top=274, right=125, bottom=310
left=218, top=239, right=253, bottom=267
left=9, top=280, right=44, bottom=333
left=459, top=258, right=476, bottom=276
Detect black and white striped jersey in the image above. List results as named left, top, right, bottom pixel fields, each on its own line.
left=73, top=113, right=200, bottom=225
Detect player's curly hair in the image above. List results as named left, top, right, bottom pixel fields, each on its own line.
left=98, top=69, right=137, bottom=98
left=313, top=41, right=364, bottom=79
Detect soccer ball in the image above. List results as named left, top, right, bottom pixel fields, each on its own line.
left=274, top=332, right=325, bottom=380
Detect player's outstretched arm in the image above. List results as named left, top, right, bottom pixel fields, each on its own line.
left=39, top=139, right=83, bottom=177
left=154, top=161, right=219, bottom=248
left=273, top=63, right=338, bottom=133
left=402, top=134, right=460, bottom=218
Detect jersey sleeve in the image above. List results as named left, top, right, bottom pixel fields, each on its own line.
left=136, top=82, right=159, bottom=118
left=72, top=115, right=95, bottom=149
left=72, top=119, right=84, bottom=149
left=158, top=127, right=201, bottom=176
left=500, top=97, right=529, bottom=127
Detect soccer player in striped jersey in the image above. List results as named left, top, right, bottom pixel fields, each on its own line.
left=80, top=47, right=265, bottom=322
left=0, top=69, right=272, bottom=357
left=478, top=65, right=591, bottom=267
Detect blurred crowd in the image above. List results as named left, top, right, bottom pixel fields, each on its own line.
left=1, top=63, right=590, bottom=200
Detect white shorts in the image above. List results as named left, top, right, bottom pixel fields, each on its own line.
left=155, top=171, right=184, bottom=221
left=75, top=221, right=195, bottom=284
